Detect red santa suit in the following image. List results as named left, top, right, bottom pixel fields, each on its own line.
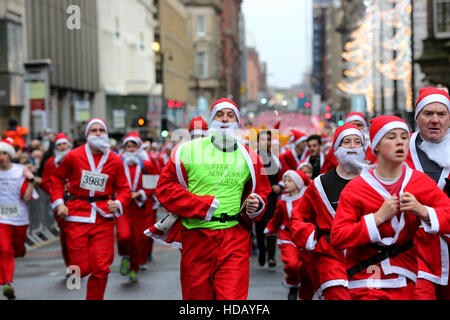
left=50, top=119, right=131, bottom=300
left=279, top=129, right=309, bottom=183
left=405, top=87, right=450, bottom=299
left=40, top=133, right=72, bottom=267
left=0, top=143, right=39, bottom=288
left=116, top=133, right=159, bottom=274
left=265, top=170, right=314, bottom=300
left=146, top=98, right=271, bottom=300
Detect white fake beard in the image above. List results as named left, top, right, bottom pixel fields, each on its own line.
left=87, top=134, right=110, bottom=153
left=122, top=151, right=140, bottom=166
left=418, top=130, right=450, bottom=168
left=334, top=147, right=366, bottom=174
left=137, top=146, right=150, bottom=161
left=54, top=149, right=70, bottom=165
left=208, top=121, right=239, bottom=149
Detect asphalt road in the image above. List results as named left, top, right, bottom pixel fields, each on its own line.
left=9, top=236, right=290, bottom=300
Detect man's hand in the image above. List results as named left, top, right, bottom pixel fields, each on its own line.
left=108, top=200, right=119, bottom=213
left=22, top=167, right=34, bottom=180
left=131, top=191, right=141, bottom=200
left=400, top=192, right=429, bottom=222
left=272, top=185, right=282, bottom=195
left=246, top=195, right=260, bottom=214
left=56, top=204, right=69, bottom=218
left=374, top=195, right=399, bottom=226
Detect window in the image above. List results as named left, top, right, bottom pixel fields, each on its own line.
left=434, top=0, right=450, bottom=38
left=197, top=15, right=206, bottom=36
left=196, top=51, right=208, bottom=78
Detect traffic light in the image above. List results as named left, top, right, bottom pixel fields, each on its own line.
left=305, top=102, right=310, bottom=109
left=137, top=117, right=146, bottom=127
left=324, top=112, right=332, bottom=120
left=161, top=118, right=168, bottom=138
left=337, top=120, right=345, bottom=126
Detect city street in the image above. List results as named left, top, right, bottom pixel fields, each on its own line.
left=11, top=235, right=288, bottom=300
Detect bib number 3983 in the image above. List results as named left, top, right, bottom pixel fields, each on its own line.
left=80, top=170, right=108, bottom=192
left=0, top=203, right=20, bottom=219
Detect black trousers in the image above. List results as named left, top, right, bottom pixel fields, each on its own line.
left=254, top=192, right=277, bottom=260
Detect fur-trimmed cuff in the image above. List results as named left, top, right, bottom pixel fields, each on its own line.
left=51, top=198, right=64, bottom=210
left=364, top=213, right=382, bottom=243
left=421, top=206, right=439, bottom=234
left=204, top=198, right=220, bottom=221
left=246, top=193, right=265, bottom=219
left=113, top=200, right=123, bottom=218
left=138, top=189, right=147, bottom=202
left=305, top=230, right=316, bottom=251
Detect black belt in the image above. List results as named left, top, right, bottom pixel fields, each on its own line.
left=316, top=228, right=330, bottom=243
left=210, top=213, right=240, bottom=223
left=67, top=195, right=110, bottom=203
left=346, top=240, right=414, bottom=278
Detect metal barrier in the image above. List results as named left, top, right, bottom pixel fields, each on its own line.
left=25, top=186, right=59, bottom=250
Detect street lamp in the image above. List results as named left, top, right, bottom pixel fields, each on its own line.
left=152, top=41, right=173, bottom=136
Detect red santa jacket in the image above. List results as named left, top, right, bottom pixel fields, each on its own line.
left=331, top=163, right=450, bottom=290
left=290, top=176, right=348, bottom=293
left=40, top=156, right=57, bottom=194
left=148, top=140, right=272, bottom=248
left=121, top=158, right=159, bottom=211
left=406, top=131, right=450, bottom=285
left=50, top=145, right=131, bottom=223
left=265, top=192, right=304, bottom=247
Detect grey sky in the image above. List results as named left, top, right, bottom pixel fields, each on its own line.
left=242, top=0, right=313, bottom=89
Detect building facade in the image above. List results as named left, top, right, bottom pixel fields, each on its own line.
left=186, top=0, right=222, bottom=122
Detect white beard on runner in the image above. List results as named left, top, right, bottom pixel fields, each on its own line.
left=87, top=134, right=110, bottom=153
left=208, top=120, right=240, bottom=149
left=335, top=146, right=366, bottom=174
left=122, top=151, right=140, bottom=166
left=418, top=129, right=450, bottom=168
left=54, top=149, right=71, bottom=165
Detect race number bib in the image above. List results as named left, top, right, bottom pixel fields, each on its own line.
left=142, top=175, right=159, bottom=189
left=80, top=170, right=108, bottom=192
left=0, top=203, right=20, bottom=219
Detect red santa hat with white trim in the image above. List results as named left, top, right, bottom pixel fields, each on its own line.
left=344, top=112, right=368, bottom=129
left=84, top=118, right=109, bottom=137
left=54, top=132, right=72, bottom=148
left=289, top=129, right=308, bottom=146
left=208, top=98, right=240, bottom=125
left=414, top=87, right=450, bottom=119
left=369, top=115, right=410, bottom=150
left=122, top=131, right=143, bottom=147
left=189, top=116, right=209, bottom=136
left=282, top=169, right=310, bottom=190
left=0, top=138, right=15, bottom=158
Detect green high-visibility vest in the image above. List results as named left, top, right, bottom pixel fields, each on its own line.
left=180, top=137, right=250, bottom=230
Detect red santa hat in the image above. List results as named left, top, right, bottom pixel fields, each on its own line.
left=122, top=131, right=143, bottom=146
left=414, top=87, right=450, bottom=119
left=283, top=169, right=310, bottom=190
left=0, top=138, right=15, bottom=158
left=54, top=133, right=72, bottom=148
left=332, top=122, right=365, bottom=151
left=344, top=112, right=367, bottom=129
left=84, top=118, right=109, bottom=137
left=189, top=116, right=209, bottom=136
left=369, top=115, right=409, bottom=150
left=289, top=129, right=308, bottom=146
left=208, top=98, right=240, bottom=125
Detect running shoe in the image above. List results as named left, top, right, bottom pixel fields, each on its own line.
left=129, top=270, right=138, bottom=283
left=3, top=283, right=16, bottom=300
left=268, top=258, right=277, bottom=268
left=288, top=287, right=298, bottom=300
left=120, top=257, right=130, bottom=276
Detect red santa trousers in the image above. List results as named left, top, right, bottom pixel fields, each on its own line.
left=279, top=243, right=302, bottom=288
left=65, top=214, right=114, bottom=300
left=414, top=279, right=450, bottom=300
left=116, top=202, right=154, bottom=272
left=53, top=211, right=70, bottom=267
left=0, top=223, right=27, bottom=284
left=349, top=279, right=416, bottom=300
left=180, top=224, right=251, bottom=300
left=298, top=251, right=315, bottom=300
